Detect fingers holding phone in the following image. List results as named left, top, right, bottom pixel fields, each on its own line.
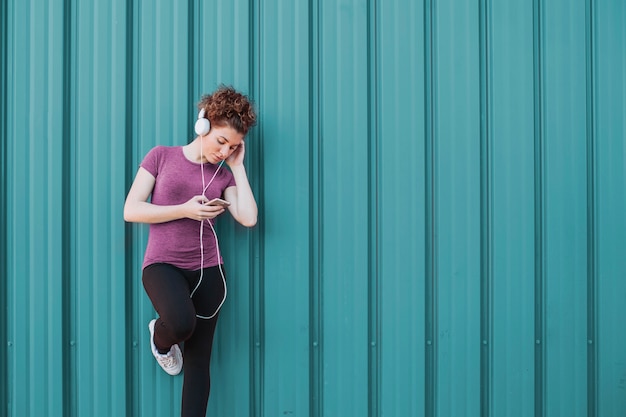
left=206, top=198, right=231, bottom=208
left=184, top=195, right=229, bottom=221
left=199, top=198, right=230, bottom=220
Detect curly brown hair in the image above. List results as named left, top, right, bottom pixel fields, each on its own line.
left=197, top=85, right=257, bottom=135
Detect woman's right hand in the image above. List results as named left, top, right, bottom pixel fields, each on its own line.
left=182, top=195, right=226, bottom=221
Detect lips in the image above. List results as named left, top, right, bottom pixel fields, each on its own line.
left=211, top=154, right=224, bottom=163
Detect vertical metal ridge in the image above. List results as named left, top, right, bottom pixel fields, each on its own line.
left=187, top=0, right=195, bottom=131
left=479, top=0, right=492, bottom=416
left=367, top=0, right=380, bottom=416
left=249, top=0, right=264, bottom=416
left=127, top=2, right=143, bottom=416
left=62, top=0, right=74, bottom=416
left=532, top=0, right=545, bottom=415
left=123, top=0, right=135, bottom=416
left=190, top=0, right=202, bottom=116
left=0, top=0, right=8, bottom=413
left=585, top=0, right=597, bottom=415
left=424, top=1, right=437, bottom=416
left=309, top=0, right=323, bottom=415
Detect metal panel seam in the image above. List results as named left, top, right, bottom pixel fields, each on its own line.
left=187, top=0, right=194, bottom=137
left=367, top=0, right=381, bottom=415
left=249, top=0, right=264, bottom=416
left=532, top=0, right=545, bottom=415
left=366, top=0, right=380, bottom=416
left=123, top=0, right=136, bottom=415
left=0, top=0, right=8, bottom=414
left=479, top=0, right=493, bottom=415
left=423, top=1, right=437, bottom=416
left=585, top=0, right=597, bottom=415
left=128, top=2, right=143, bottom=415
left=309, top=0, right=323, bottom=415
left=61, top=0, right=74, bottom=415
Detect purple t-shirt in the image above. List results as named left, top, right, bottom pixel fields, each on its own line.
left=140, top=145, right=236, bottom=270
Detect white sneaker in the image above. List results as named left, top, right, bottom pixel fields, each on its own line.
left=148, top=319, right=183, bottom=375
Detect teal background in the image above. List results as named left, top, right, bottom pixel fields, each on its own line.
left=1, top=0, right=625, bottom=416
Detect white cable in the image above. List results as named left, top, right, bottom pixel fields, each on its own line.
left=194, top=220, right=227, bottom=319
left=191, top=135, right=227, bottom=319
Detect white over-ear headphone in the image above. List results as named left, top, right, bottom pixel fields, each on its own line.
left=195, top=108, right=211, bottom=136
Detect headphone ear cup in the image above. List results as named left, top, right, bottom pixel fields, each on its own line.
left=195, top=118, right=211, bottom=136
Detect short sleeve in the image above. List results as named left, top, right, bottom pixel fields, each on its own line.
left=139, top=146, right=162, bottom=177
left=226, top=170, right=236, bottom=188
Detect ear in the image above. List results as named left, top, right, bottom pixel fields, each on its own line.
left=194, top=109, right=211, bottom=136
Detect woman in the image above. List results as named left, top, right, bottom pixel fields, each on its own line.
left=124, top=85, right=257, bottom=416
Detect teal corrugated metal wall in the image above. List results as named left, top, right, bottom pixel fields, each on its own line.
left=1, top=1, right=625, bottom=416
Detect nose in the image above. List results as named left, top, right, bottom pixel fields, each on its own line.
left=220, top=145, right=232, bottom=157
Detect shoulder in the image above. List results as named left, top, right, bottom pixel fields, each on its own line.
left=143, top=145, right=183, bottom=163
left=148, top=145, right=179, bottom=157
left=141, top=146, right=182, bottom=175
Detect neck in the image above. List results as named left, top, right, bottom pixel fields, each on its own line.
left=185, top=138, right=208, bottom=163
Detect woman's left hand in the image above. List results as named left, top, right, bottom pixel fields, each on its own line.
left=226, top=141, right=245, bottom=167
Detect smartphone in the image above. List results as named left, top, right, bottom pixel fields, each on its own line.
left=207, top=198, right=231, bottom=207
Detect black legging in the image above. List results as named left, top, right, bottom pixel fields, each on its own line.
left=142, top=263, right=226, bottom=417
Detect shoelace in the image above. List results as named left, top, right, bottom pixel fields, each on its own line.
left=160, top=351, right=177, bottom=368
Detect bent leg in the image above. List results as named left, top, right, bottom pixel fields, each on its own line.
left=142, top=263, right=196, bottom=351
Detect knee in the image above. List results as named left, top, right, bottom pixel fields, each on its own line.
left=168, top=313, right=196, bottom=342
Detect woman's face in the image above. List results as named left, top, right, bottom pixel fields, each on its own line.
left=201, top=125, right=244, bottom=164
